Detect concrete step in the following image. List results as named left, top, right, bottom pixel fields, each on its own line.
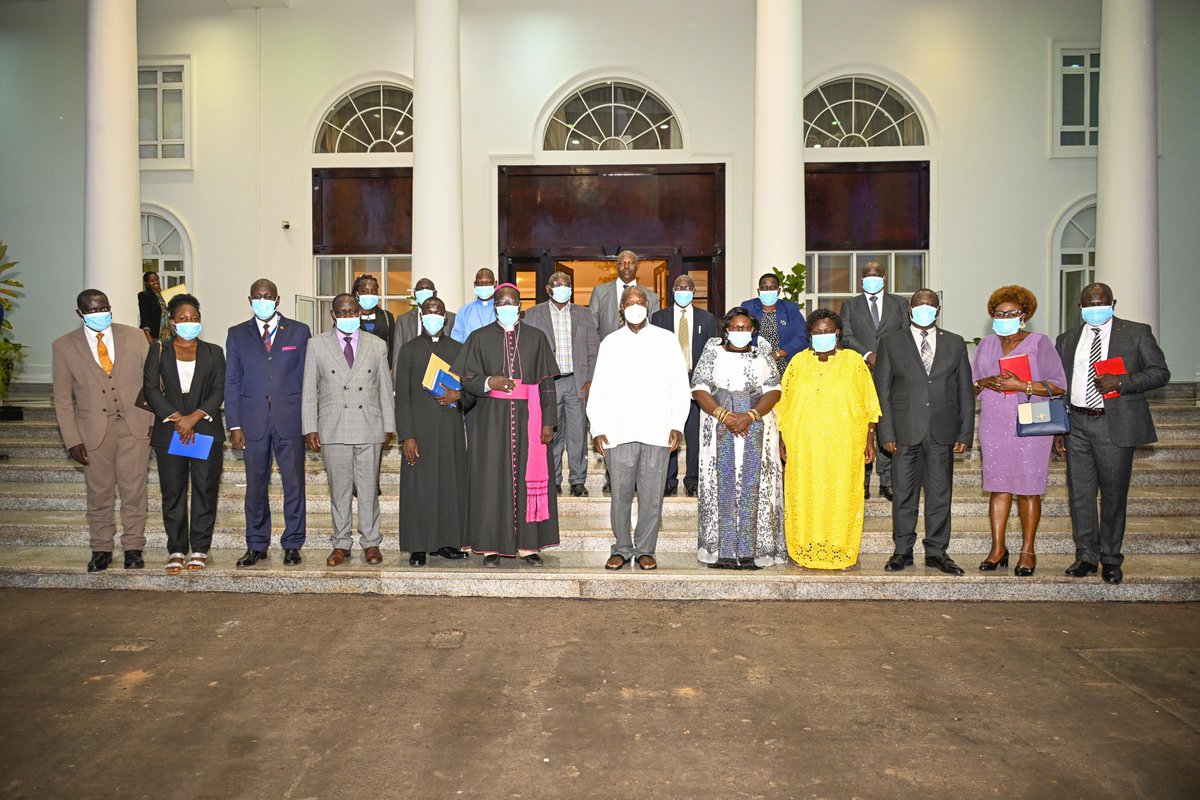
left=1, top=546, right=1196, bottom=601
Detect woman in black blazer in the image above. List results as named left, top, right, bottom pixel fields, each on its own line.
left=354, top=273, right=396, bottom=367
left=143, top=293, right=226, bottom=574
left=137, top=271, right=171, bottom=344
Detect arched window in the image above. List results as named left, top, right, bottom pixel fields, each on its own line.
left=543, top=80, right=681, bottom=151
left=141, top=210, right=189, bottom=289
left=803, top=76, right=925, bottom=148
left=1054, top=201, right=1096, bottom=333
left=315, top=83, right=414, bottom=153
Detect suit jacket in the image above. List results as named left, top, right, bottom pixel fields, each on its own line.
left=589, top=281, right=661, bottom=341
left=1055, top=317, right=1170, bottom=448
left=52, top=323, right=154, bottom=451
left=741, top=297, right=810, bottom=360
left=649, top=304, right=717, bottom=371
left=522, top=301, right=601, bottom=397
left=392, top=308, right=457, bottom=372
left=224, top=315, right=312, bottom=441
left=874, top=326, right=975, bottom=448
left=138, top=290, right=165, bottom=339
left=143, top=339, right=227, bottom=449
left=301, top=330, right=395, bottom=444
left=841, top=292, right=909, bottom=357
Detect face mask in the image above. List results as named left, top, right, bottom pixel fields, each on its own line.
left=811, top=332, right=838, bottom=353
left=550, top=286, right=573, bottom=304
left=623, top=304, right=648, bottom=325
left=496, top=305, right=521, bottom=327
left=1080, top=305, right=1114, bottom=326
left=421, top=314, right=445, bottom=335
left=758, top=290, right=780, bottom=306
left=910, top=304, right=938, bottom=327
left=173, top=321, right=202, bottom=341
left=82, top=311, right=112, bottom=332
left=674, top=290, right=694, bottom=307
left=357, top=294, right=380, bottom=310
left=862, top=276, right=885, bottom=294
left=334, top=316, right=361, bottom=334
left=251, top=298, right=277, bottom=321
left=992, top=316, right=1021, bottom=336
left=726, top=330, right=752, bottom=349
left=475, top=285, right=496, bottom=301
left=413, top=288, right=434, bottom=306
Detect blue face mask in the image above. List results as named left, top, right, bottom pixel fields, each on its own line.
left=674, top=290, right=694, bottom=307
left=811, top=332, right=838, bottom=353
left=81, top=311, right=112, bottom=332
left=475, top=285, right=496, bottom=301
left=496, top=305, right=520, bottom=327
left=726, top=330, right=753, bottom=349
left=357, top=294, right=380, bottom=310
left=174, top=321, right=202, bottom=341
left=334, top=316, right=361, bottom=334
left=862, top=276, right=885, bottom=294
left=910, top=304, right=938, bottom=327
left=992, top=316, right=1022, bottom=336
left=758, top=290, right=780, bottom=306
left=421, top=313, right=445, bottom=335
left=550, top=286, right=573, bottom=304
left=1080, top=305, right=1114, bottom=326
left=413, top=288, right=435, bottom=306
left=251, top=298, right=277, bottom=321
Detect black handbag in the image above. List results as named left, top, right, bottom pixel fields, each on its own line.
left=1016, top=381, right=1070, bottom=437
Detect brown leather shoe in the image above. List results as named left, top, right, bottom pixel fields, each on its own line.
left=605, top=554, right=628, bottom=571
left=364, top=546, right=384, bottom=565
left=326, top=548, right=351, bottom=566
left=636, top=554, right=657, bottom=571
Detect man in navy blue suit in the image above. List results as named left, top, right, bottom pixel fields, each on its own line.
left=650, top=274, right=716, bottom=497
left=225, top=278, right=312, bottom=567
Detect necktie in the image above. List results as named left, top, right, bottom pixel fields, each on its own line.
left=870, top=295, right=881, bottom=328
left=343, top=335, right=354, bottom=368
left=262, top=323, right=272, bottom=353
left=920, top=330, right=933, bottom=375
left=678, top=309, right=689, bottom=369
left=96, top=332, right=113, bottom=375
left=1085, top=327, right=1103, bottom=407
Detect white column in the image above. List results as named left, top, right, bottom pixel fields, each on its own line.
left=412, top=0, right=465, bottom=304
left=85, top=0, right=141, bottom=322
left=751, top=0, right=805, bottom=285
left=1096, top=0, right=1158, bottom=329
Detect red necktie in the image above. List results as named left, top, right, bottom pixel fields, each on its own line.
left=262, top=324, right=272, bottom=353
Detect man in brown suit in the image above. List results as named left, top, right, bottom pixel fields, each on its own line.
left=52, top=290, right=155, bottom=571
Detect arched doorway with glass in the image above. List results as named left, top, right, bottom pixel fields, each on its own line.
left=1051, top=197, right=1097, bottom=335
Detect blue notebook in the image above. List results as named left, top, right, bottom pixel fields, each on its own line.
left=167, top=431, right=214, bottom=459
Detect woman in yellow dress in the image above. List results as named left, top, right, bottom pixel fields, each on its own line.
left=777, top=309, right=881, bottom=569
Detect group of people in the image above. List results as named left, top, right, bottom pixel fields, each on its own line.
left=53, top=252, right=1168, bottom=585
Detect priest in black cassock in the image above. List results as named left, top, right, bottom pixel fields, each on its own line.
left=394, top=297, right=474, bottom=566
left=452, top=283, right=560, bottom=566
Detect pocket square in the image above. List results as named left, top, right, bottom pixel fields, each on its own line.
left=282, top=345, right=298, bottom=351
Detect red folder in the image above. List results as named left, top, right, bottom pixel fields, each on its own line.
left=998, top=353, right=1031, bottom=395
left=1094, top=356, right=1126, bottom=399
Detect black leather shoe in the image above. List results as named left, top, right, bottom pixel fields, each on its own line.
left=663, top=485, right=678, bottom=497
left=236, top=549, right=269, bottom=568
left=883, top=551, right=913, bottom=571
left=523, top=553, right=544, bottom=567
left=1065, top=559, right=1098, bottom=577
left=880, top=486, right=894, bottom=502
left=283, top=548, right=302, bottom=566
left=864, top=488, right=871, bottom=501
left=123, top=550, right=144, bottom=570
left=555, top=484, right=562, bottom=495
left=602, top=479, right=611, bottom=496
left=87, top=551, right=112, bottom=572
left=434, top=547, right=468, bottom=560
left=409, top=551, right=427, bottom=567
left=483, top=554, right=500, bottom=567
left=1102, top=564, right=1123, bottom=584
left=925, top=554, right=965, bottom=575
left=570, top=484, right=588, bottom=497
left=684, top=485, right=698, bottom=497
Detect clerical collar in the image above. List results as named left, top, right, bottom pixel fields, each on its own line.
left=361, top=313, right=376, bottom=320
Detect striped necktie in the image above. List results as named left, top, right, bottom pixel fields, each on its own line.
left=920, top=330, right=933, bottom=375
left=1085, top=327, right=1103, bottom=407
left=262, top=323, right=272, bottom=353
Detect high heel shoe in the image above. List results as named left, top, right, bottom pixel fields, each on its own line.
left=1014, top=551, right=1036, bottom=577
left=978, top=548, right=1009, bottom=571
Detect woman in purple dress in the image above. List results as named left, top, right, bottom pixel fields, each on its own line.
left=971, top=286, right=1067, bottom=576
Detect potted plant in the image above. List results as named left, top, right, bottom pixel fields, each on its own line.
left=0, top=241, right=25, bottom=404
left=771, top=261, right=806, bottom=301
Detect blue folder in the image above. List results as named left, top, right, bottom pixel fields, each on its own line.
left=424, top=368, right=461, bottom=408
left=167, top=431, right=214, bottom=459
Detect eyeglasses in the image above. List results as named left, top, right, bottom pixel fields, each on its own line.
left=993, top=310, right=1023, bottom=319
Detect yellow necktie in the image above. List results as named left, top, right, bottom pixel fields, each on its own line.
left=678, top=310, right=689, bottom=368
left=96, top=332, right=113, bottom=375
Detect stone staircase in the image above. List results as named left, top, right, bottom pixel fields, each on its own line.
left=1, top=383, right=1197, bottom=601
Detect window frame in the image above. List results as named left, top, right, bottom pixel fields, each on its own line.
left=801, top=250, right=928, bottom=316
left=1051, top=42, right=1100, bottom=158
left=312, top=254, right=413, bottom=334
left=1050, top=197, right=1097, bottom=335
left=542, top=80, right=683, bottom=152
left=138, top=56, right=193, bottom=171
left=140, top=206, right=192, bottom=291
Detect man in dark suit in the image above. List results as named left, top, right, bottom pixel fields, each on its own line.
left=391, top=277, right=456, bottom=371
left=524, top=271, right=601, bottom=497
left=650, top=274, right=716, bottom=496
left=841, top=260, right=908, bottom=501
left=1053, top=283, right=1169, bottom=585
left=224, top=278, right=312, bottom=567
left=874, top=289, right=975, bottom=575
left=589, top=250, right=660, bottom=341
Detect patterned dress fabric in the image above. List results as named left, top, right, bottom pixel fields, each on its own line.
left=759, top=310, right=780, bottom=354
left=692, top=339, right=787, bottom=567
left=776, top=349, right=882, bottom=569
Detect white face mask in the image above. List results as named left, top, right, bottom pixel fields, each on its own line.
left=623, top=304, right=648, bottom=325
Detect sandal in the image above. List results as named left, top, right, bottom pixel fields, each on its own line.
left=165, top=553, right=186, bottom=575
left=185, top=552, right=208, bottom=572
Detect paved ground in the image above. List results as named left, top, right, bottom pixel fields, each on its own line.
left=0, top=591, right=1196, bottom=800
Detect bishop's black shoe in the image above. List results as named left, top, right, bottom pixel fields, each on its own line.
left=409, top=552, right=427, bottom=567
left=434, top=547, right=468, bottom=560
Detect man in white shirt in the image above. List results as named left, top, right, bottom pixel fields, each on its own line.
left=588, top=286, right=690, bottom=571
left=589, top=250, right=661, bottom=341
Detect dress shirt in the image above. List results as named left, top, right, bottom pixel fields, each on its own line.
left=863, top=290, right=884, bottom=359
left=451, top=298, right=496, bottom=342
left=615, top=281, right=638, bottom=304
left=549, top=302, right=574, bottom=374
left=256, top=313, right=279, bottom=345
left=340, top=328, right=360, bottom=362
left=83, top=324, right=114, bottom=368
left=586, top=324, right=691, bottom=449
left=673, top=303, right=692, bottom=371
left=1070, top=318, right=1113, bottom=407
left=910, top=324, right=937, bottom=360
